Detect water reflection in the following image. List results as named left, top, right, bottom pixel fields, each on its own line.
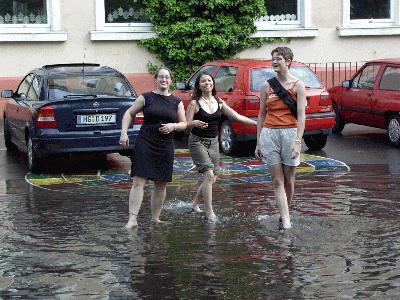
left=0, top=165, right=399, bottom=298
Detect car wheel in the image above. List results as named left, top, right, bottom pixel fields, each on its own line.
left=304, top=134, right=328, bottom=151
left=27, top=136, right=41, bottom=172
left=332, top=102, right=345, bottom=133
left=387, top=114, right=400, bottom=146
left=3, top=118, right=14, bottom=151
left=219, top=120, right=238, bottom=155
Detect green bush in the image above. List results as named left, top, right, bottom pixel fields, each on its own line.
left=140, top=0, right=276, bottom=81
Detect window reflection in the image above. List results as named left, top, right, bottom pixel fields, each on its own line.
left=104, top=0, right=149, bottom=23
left=0, top=0, right=47, bottom=24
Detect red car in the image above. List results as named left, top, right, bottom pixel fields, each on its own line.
left=329, top=58, right=400, bottom=146
left=174, top=59, right=335, bottom=154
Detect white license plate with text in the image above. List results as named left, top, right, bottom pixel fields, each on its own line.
left=77, top=114, right=116, bottom=125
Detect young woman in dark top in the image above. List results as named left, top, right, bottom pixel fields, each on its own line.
left=120, top=67, right=187, bottom=228
left=186, top=72, right=257, bottom=222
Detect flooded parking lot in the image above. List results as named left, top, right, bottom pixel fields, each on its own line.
left=0, top=125, right=399, bottom=299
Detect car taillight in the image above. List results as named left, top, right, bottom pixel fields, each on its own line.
left=135, top=112, right=144, bottom=124
left=319, top=92, right=332, bottom=112
left=35, top=105, right=57, bottom=128
left=243, top=95, right=260, bottom=110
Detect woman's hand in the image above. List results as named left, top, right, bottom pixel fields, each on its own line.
left=254, top=144, right=263, bottom=159
left=120, top=132, right=129, bottom=148
left=193, top=120, right=208, bottom=129
left=291, top=142, right=301, bottom=159
left=159, top=123, right=175, bottom=134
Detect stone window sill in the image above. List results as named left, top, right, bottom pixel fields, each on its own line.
left=337, top=26, right=400, bottom=36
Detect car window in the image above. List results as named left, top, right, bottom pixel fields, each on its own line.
left=187, top=65, right=218, bottom=90
left=214, top=66, right=238, bottom=92
left=48, top=74, right=134, bottom=99
left=17, top=73, right=35, bottom=98
left=353, top=64, right=380, bottom=89
left=27, top=75, right=42, bottom=101
left=379, top=66, right=400, bottom=91
left=250, top=66, right=322, bottom=92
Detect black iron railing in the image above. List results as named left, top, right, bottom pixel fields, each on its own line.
left=307, top=61, right=366, bottom=89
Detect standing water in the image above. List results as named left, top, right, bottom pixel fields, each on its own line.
left=0, top=151, right=399, bottom=299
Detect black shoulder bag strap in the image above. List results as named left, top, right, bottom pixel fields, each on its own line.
left=267, top=77, right=298, bottom=119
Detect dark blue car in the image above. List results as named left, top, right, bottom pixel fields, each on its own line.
left=2, top=63, right=142, bottom=172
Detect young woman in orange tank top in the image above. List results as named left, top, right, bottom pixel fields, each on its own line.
left=255, top=47, right=307, bottom=230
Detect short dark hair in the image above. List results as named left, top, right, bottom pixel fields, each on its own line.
left=271, top=46, right=294, bottom=62
left=192, top=72, right=216, bottom=100
left=154, top=67, right=174, bottom=81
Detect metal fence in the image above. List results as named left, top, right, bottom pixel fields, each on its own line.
left=307, top=61, right=366, bottom=89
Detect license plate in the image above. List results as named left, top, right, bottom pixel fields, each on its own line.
left=76, top=113, right=116, bottom=125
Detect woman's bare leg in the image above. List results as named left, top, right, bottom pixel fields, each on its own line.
left=151, top=180, right=168, bottom=223
left=201, top=170, right=217, bottom=221
left=269, top=164, right=291, bottom=229
left=125, top=176, right=147, bottom=228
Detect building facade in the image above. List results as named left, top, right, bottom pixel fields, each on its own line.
left=1, top=0, right=400, bottom=80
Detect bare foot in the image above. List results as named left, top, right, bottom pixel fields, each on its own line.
left=205, top=213, right=219, bottom=223
left=151, top=218, right=170, bottom=225
left=125, top=219, right=138, bottom=228
left=125, top=215, right=138, bottom=228
left=191, top=204, right=202, bottom=213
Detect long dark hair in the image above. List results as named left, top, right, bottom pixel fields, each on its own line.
left=191, top=72, right=217, bottom=100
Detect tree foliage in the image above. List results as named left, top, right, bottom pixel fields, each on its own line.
left=140, top=0, right=273, bottom=81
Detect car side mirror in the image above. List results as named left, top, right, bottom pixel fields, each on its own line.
left=342, top=80, right=350, bottom=88
left=175, top=82, right=186, bottom=90
left=1, top=89, right=14, bottom=98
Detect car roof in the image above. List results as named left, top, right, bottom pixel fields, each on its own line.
left=39, top=63, right=120, bottom=76
left=205, top=59, right=308, bottom=67
left=366, top=58, right=400, bottom=65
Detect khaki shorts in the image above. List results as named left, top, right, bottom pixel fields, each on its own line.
left=188, top=133, right=220, bottom=174
left=259, top=127, right=300, bottom=167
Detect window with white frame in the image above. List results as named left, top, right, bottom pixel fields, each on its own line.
left=253, top=0, right=318, bottom=38
left=338, top=0, right=400, bottom=36
left=0, top=0, right=66, bottom=41
left=91, top=0, right=156, bottom=40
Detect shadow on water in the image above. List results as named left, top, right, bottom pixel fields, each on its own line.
left=0, top=149, right=400, bottom=298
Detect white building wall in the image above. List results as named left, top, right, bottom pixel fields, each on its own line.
left=1, top=0, right=400, bottom=76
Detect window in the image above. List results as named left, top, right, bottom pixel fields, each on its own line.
left=338, top=0, right=400, bottom=36
left=91, top=0, right=156, bottom=40
left=379, top=66, right=400, bottom=90
left=214, top=67, right=238, bottom=93
left=0, top=0, right=66, bottom=42
left=187, top=65, right=218, bottom=90
left=27, top=75, right=42, bottom=101
left=17, top=74, right=35, bottom=98
left=261, top=0, right=299, bottom=25
left=350, top=0, right=390, bottom=20
left=250, top=66, right=322, bottom=92
left=352, top=64, right=380, bottom=89
left=0, top=0, right=47, bottom=25
left=253, top=0, right=317, bottom=38
left=105, top=0, right=149, bottom=23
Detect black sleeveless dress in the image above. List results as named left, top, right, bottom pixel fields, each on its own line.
left=131, top=91, right=181, bottom=182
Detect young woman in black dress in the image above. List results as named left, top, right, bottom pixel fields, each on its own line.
left=186, top=72, right=257, bottom=222
left=120, top=68, right=187, bottom=228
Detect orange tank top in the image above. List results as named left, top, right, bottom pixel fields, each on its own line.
left=263, top=85, right=298, bottom=128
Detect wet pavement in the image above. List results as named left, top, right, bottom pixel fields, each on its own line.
left=0, top=123, right=399, bottom=299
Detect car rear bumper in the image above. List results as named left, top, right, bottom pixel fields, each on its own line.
left=32, top=127, right=139, bottom=155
